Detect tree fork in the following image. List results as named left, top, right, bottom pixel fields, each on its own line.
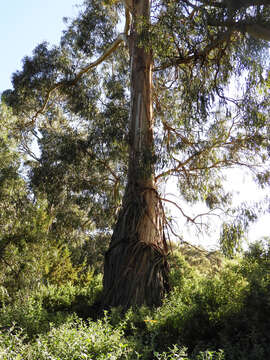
left=102, top=0, right=170, bottom=309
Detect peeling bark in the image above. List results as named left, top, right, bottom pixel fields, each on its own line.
left=103, top=0, right=170, bottom=309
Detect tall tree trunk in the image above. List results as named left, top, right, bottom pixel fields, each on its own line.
left=103, top=0, right=169, bottom=309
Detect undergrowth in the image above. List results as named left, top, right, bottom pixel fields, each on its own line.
left=0, top=240, right=269, bottom=359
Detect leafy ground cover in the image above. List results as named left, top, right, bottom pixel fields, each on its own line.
left=0, top=240, right=269, bottom=359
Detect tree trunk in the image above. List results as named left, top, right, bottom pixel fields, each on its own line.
left=102, top=0, right=170, bottom=309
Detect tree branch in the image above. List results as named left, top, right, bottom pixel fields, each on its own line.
left=201, top=0, right=270, bottom=9
left=160, top=197, right=195, bottom=223
left=245, top=23, right=270, bottom=40
left=84, top=149, right=120, bottom=182
left=225, top=0, right=270, bottom=9
left=208, top=17, right=270, bottom=41
left=28, top=8, right=131, bottom=126
left=154, top=30, right=232, bottom=71
left=122, top=0, right=133, bottom=12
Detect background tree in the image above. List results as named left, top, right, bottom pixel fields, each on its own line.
left=2, top=0, right=270, bottom=308
left=0, top=102, right=51, bottom=294
left=0, top=102, right=96, bottom=296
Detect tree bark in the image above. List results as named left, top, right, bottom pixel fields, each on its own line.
left=102, top=0, right=169, bottom=309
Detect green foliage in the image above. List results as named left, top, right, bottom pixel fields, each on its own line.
left=220, top=222, right=244, bottom=258
left=0, top=294, right=68, bottom=339
left=0, top=315, right=130, bottom=360
left=32, top=316, right=129, bottom=360
left=0, top=327, right=29, bottom=360
left=154, top=346, right=224, bottom=360
left=0, top=241, right=269, bottom=359
left=1, top=0, right=270, bottom=357
left=148, top=243, right=270, bottom=359
left=3, top=0, right=270, bottom=244
left=40, top=273, right=103, bottom=314
left=0, top=273, right=102, bottom=339
left=0, top=232, right=95, bottom=299
left=89, top=244, right=268, bottom=359
left=0, top=103, right=31, bottom=246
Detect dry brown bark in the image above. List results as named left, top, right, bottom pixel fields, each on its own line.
left=102, top=0, right=170, bottom=309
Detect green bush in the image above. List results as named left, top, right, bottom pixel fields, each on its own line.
left=40, top=272, right=102, bottom=311
left=0, top=316, right=132, bottom=360
left=154, top=345, right=224, bottom=360
left=147, top=242, right=270, bottom=359
left=0, top=327, right=29, bottom=360
left=0, top=273, right=103, bottom=339
left=0, top=291, right=70, bottom=339
left=0, top=240, right=269, bottom=359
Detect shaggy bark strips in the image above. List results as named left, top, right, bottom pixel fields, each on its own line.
left=103, top=0, right=170, bottom=308
left=103, top=187, right=169, bottom=308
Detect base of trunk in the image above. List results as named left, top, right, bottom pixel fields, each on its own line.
left=102, top=186, right=170, bottom=309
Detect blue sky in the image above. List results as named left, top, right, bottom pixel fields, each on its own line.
left=0, top=0, right=82, bottom=92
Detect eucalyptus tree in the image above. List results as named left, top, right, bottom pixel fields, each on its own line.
left=0, top=102, right=47, bottom=292
left=0, top=102, right=39, bottom=247
left=3, top=0, right=270, bottom=308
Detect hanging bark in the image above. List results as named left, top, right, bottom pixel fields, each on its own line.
left=102, top=0, right=170, bottom=309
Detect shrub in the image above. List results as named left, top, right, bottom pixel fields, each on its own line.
left=0, top=327, right=30, bottom=360
left=0, top=273, right=103, bottom=339
left=0, top=292, right=70, bottom=339
left=154, top=346, right=225, bottom=360
left=27, top=315, right=130, bottom=360
left=148, top=241, right=270, bottom=359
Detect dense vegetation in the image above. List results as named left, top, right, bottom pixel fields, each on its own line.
left=0, top=103, right=269, bottom=357
left=1, top=0, right=270, bottom=358
left=0, top=236, right=270, bottom=359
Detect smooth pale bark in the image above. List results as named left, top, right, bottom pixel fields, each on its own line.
left=102, top=0, right=169, bottom=309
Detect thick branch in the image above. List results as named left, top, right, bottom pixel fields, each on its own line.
left=223, top=0, right=270, bottom=9
left=122, top=0, right=133, bottom=13
left=208, top=17, right=270, bottom=41
left=199, top=0, right=270, bottom=9
left=154, top=30, right=232, bottom=71
left=29, top=9, right=131, bottom=125
left=245, top=23, right=270, bottom=40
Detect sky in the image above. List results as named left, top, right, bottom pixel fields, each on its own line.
left=0, top=1, right=269, bottom=249
left=0, top=0, right=82, bottom=92
left=168, top=170, right=269, bottom=249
